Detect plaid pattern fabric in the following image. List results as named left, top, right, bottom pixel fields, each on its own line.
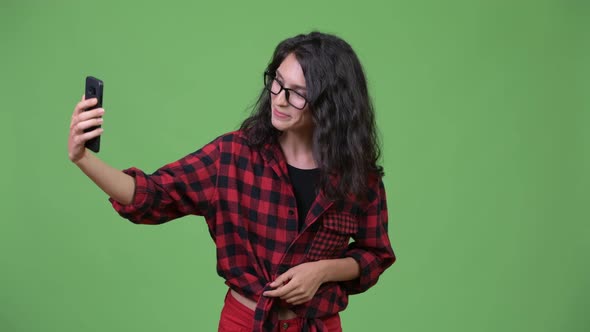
left=109, top=130, right=396, bottom=331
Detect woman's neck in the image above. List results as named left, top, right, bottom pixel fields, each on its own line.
left=279, top=130, right=317, bottom=169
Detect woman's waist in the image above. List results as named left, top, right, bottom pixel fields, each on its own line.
left=230, top=289, right=298, bottom=320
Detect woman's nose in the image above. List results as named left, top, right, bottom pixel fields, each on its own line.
left=273, top=88, right=289, bottom=106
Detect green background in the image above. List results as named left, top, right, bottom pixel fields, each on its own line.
left=1, top=0, right=588, bottom=331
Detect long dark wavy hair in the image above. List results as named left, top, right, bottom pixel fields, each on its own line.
left=240, top=31, right=383, bottom=200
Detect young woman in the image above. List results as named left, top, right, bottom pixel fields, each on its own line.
left=68, top=32, right=396, bottom=332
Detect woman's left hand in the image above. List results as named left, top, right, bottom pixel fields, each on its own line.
left=263, top=261, right=326, bottom=305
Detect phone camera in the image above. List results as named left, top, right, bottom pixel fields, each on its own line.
left=87, top=86, right=96, bottom=96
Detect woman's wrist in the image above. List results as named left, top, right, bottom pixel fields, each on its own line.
left=317, top=257, right=361, bottom=284
left=72, top=149, right=88, bottom=166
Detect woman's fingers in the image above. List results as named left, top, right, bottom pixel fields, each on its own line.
left=71, top=97, right=99, bottom=126
left=71, top=108, right=104, bottom=130
left=282, top=288, right=314, bottom=304
left=285, top=295, right=305, bottom=304
left=77, top=108, right=104, bottom=122
left=75, top=117, right=103, bottom=133
left=73, top=127, right=103, bottom=146
left=68, top=96, right=103, bottom=162
left=74, top=97, right=98, bottom=115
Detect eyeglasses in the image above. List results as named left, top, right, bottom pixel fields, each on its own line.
left=264, top=72, right=308, bottom=110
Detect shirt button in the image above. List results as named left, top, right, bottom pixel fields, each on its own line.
left=282, top=322, right=289, bottom=330
left=288, top=209, right=294, bottom=216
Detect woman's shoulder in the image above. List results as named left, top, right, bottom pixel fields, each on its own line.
left=205, top=130, right=270, bottom=158
left=208, top=129, right=251, bottom=146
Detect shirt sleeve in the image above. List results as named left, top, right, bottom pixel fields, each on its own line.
left=340, top=177, right=396, bottom=294
left=108, top=136, right=221, bottom=224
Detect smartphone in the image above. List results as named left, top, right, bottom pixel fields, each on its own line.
left=84, top=76, right=104, bottom=153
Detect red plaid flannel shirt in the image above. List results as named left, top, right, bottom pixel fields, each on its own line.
left=109, top=130, right=395, bottom=331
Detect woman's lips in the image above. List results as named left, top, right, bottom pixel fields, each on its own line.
left=273, top=108, right=290, bottom=119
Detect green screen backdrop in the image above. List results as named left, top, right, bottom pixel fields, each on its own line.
left=1, top=0, right=588, bottom=331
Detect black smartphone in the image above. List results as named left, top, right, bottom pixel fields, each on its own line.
left=84, top=76, right=104, bottom=153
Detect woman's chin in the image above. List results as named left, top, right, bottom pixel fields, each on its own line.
left=271, top=118, right=290, bottom=131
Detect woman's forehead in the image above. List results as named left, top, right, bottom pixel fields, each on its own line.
left=276, top=53, right=306, bottom=89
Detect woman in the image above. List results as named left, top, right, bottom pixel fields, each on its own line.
left=68, top=32, right=395, bottom=332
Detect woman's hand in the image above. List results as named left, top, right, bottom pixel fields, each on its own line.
left=263, top=261, right=327, bottom=305
left=68, top=95, right=104, bottom=163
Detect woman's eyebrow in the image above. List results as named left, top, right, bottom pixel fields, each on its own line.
left=276, top=70, right=307, bottom=91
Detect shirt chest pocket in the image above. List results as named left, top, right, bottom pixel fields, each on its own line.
left=305, top=212, right=359, bottom=261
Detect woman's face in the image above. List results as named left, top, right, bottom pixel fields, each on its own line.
left=270, top=53, right=313, bottom=135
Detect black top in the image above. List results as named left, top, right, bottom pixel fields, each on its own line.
left=287, top=164, right=320, bottom=231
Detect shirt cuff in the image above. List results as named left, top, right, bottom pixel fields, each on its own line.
left=108, top=167, right=152, bottom=222
left=341, top=247, right=395, bottom=294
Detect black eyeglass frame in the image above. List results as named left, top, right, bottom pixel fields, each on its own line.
left=263, top=72, right=309, bottom=110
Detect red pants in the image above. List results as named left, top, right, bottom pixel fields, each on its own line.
left=218, top=290, right=342, bottom=332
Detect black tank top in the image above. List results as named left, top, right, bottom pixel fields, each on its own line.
left=287, top=164, right=320, bottom=231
